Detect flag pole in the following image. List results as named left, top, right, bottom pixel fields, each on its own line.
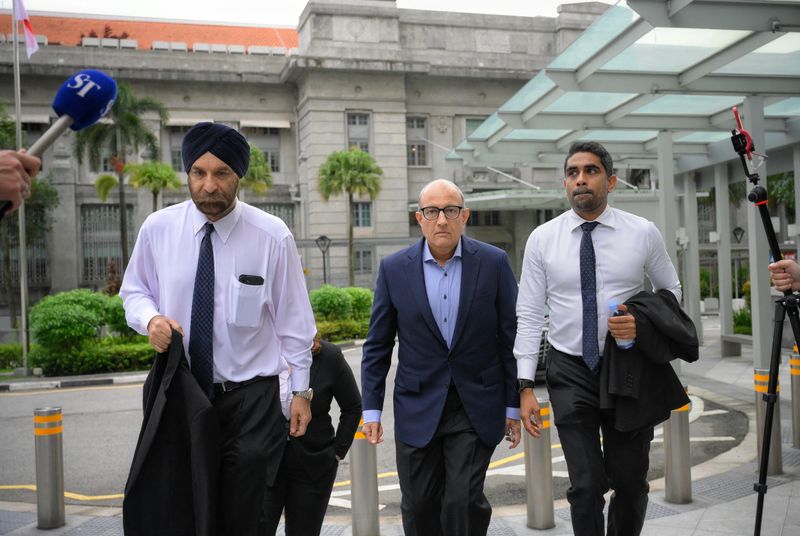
left=11, top=0, right=31, bottom=375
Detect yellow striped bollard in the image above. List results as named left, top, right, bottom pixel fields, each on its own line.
left=524, top=399, right=554, bottom=530
left=350, top=418, right=379, bottom=536
left=34, top=407, right=65, bottom=529
left=754, top=369, right=782, bottom=475
left=664, top=390, right=692, bottom=504
left=791, top=344, right=799, bottom=449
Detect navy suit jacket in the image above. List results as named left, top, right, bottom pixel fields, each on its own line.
left=361, top=236, right=519, bottom=448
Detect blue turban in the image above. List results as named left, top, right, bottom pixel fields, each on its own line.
left=182, top=122, right=250, bottom=178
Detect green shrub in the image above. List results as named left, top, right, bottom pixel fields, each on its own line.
left=106, top=295, right=137, bottom=338
left=29, top=289, right=110, bottom=349
left=343, top=287, right=373, bottom=320
left=733, top=307, right=752, bottom=335
left=310, top=285, right=353, bottom=321
left=30, top=340, right=154, bottom=376
left=316, top=318, right=369, bottom=342
left=0, top=343, right=22, bottom=369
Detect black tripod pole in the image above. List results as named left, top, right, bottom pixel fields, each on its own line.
left=748, top=182, right=800, bottom=536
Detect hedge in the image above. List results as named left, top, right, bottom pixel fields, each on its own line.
left=316, top=318, right=370, bottom=342
left=30, top=338, right=154, bottom=377
left=0, top=343, right=22, bottom=369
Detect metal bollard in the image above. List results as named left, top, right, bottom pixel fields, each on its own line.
left=664, top=392, right=692, bottom=504
left=754, top=369, right=782, bottom=475
left=34, top=407, right=65, bottom=529
left=791, top=345, right=800, bottom=449
left=350, top=419, right=379, bottom=536
left=524, top=399, right=554, bottom=530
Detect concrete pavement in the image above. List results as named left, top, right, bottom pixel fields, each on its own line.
left=1, top=316, right=799, bottom=535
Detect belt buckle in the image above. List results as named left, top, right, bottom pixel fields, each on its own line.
left=219, top=381, right=230, bottom=394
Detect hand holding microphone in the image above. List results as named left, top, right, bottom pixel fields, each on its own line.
left=0, top=70, right=118, bottom=220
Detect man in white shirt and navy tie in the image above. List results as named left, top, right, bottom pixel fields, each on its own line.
left=120, top=122, right=316, bottom=535
left=514, top=141, right=681, bottom=536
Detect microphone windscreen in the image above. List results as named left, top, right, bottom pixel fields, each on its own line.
left=52, top=70, right=118, bottom=131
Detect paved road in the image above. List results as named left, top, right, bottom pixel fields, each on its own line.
left=0, top=344, right=747, bottom=516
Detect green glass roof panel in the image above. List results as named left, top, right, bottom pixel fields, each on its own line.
left=715, top=34, right=800, bottom=76
left=633, top=95, right=743, bottom=115
left=580, top=130, right=658, bottom=142
left=466, top=113, right=506, bottom=142
left=765, top=97, right=800, bottom=117
left=455, top=140, right=474, bottom=151
left=445, top=150, right=463, bottom=161
left=674, top=132, right=730, bottom=143
left=601, top=28, right=751, bottom=73
left=549, top=4, right=640, bottom=70
left=543, top=92, right=637, bottom=114
left=504, top=129, right=572, bottom=142
left=497, top=72, right=556, bottom=114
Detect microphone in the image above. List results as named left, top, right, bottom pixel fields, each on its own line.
left=0, top=70, right=117, bottom=218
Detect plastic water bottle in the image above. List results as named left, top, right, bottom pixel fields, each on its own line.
left=608, top=300, right=635, bottom=349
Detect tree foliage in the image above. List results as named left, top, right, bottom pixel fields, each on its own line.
left=317, top=147, right=383, bottom=285
left=240, top=144, right=273, bottom=194
left=125, top=161, right=181, bottom=211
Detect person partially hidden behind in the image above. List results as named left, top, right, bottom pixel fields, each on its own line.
left=120, top=122, right=316, bottom=535
left=263, top=334, right=362, bottom=536
left=515, top=141, right=698, bottom=536
left=769, top=259, right=800, bottom=293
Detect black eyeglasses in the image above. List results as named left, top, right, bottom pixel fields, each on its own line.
left=419, top=206, right=463, bottom=221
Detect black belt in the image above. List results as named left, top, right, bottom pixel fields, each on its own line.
left=213, top=375, right=272, bottom=395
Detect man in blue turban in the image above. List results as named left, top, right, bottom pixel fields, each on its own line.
left=120, top=122, right=317, bottom=534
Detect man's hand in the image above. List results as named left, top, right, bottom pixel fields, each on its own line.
left=608, top=303, right=636, bottom=341
left=504, top=417, right=521, bottom=448
left=520, top=389, right=542, bottom=438
left=146, top=315, right=184, bottom=353
left=289, top=396, right=311, bottom=437
left=768, top=259, right=800, bottom=292
left=362, top=421, right=383, bottom=445
left=0, top=150, right=40, bottom=214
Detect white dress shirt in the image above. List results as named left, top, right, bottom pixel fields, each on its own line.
left=514, top=205, right=681, bottom=381
left=120, top=200, right=316, bottom=391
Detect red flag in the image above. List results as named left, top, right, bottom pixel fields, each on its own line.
left=14, top=0, right=39, bottom=59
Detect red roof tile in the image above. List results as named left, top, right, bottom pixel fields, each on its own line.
left=0, top=12, right=298, bottom=50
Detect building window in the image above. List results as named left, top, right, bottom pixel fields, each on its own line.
left=354, top=247, right=374, bottom=275
left=0, top=206, right=49, bottom=290
left=347, top=112, right=370, bottom=153
left=263, top=150, right=281, bottom=173
left=352, top=202, right=372, bottom=227
left=169, top=126, right=190, bottom=171
left=100, top=150, right=115, bottom=173
left=406, top=116, right=428, bottom=167
left=251, top=203, right=296, bottom=233
left=80, top=204, right=134, bottom=284
left=466, top=117, right=487, bottom=137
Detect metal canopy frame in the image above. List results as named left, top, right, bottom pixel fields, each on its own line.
left=451, top=0, right=800, bottom=174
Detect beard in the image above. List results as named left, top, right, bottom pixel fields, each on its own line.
left=570, top=188, right=602, bottom=213
left=192, top=192, right=236, bottom=219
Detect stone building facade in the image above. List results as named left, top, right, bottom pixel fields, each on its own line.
left=0, top=0, right=608, bottom=312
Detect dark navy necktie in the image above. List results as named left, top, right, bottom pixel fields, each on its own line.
left=580, top=221, right=600, bottom=373
left=190, top=222, right=215, bottom=400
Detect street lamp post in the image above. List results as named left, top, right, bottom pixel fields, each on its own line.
left=732, top=226, right=744, bottom=299
left=315, top=235, right=332, bottom=285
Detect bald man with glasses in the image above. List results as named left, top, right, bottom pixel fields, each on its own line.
left=361, top=179, right=522, bottom=536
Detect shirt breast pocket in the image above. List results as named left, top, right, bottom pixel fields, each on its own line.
left=229, top=276, right=264, bottom=328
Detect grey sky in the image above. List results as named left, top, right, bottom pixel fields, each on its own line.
left=5, top=0, right=614, bottom=27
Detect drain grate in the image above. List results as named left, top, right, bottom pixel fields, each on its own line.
left=0, top=511, right=36, bottom=535
left=693, top=471, right=786, bottom=502
left=782, top=448, right=800, bottom=467
left=275, top=526, right=347, bottom=536
left=553, top=500, right=678, bottom=524
left=63, top=517, right=123, bottom=535
left=488, top=517, right=518, bottom=535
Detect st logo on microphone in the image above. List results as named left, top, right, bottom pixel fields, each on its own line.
left=66, top=73, right=104, bottom=98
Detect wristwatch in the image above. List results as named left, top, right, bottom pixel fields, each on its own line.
left=292, top=388, right=314, bottom=401
left=517, top=379, right=535, bottom=392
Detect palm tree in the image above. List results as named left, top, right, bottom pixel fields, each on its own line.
left=74, top=82, right=168, bottom=271
left=125, top=161, right=181, bottom=212
left=238, top=144, right=273, bottom=200
left=318, top=146, right=383, bottom=286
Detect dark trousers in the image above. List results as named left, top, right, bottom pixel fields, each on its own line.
left=213, top=376, right=285, bottom=536
left=547, top=349, right=653, bottom=536
left=395, top=385, right=495, bottom=536
left=262, top=439, right=338, bottom=536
